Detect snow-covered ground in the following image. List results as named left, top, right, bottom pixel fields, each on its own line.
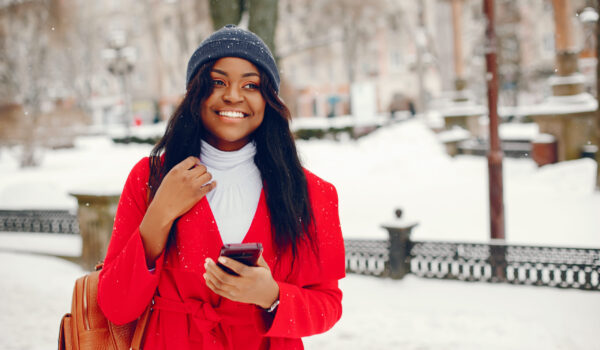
left=0, top=119, right=599, bottom=349
left=0, top=249, right=598, bottom=350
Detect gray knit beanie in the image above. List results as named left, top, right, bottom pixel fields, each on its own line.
left=186, top=24, right=280, bottom=92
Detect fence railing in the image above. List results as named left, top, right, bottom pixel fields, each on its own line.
left=0, top=209, right=79, bottom=234
left=409, top=241, right=600, bottom=290
left=345, top=237, right=600, bottom=291
left=3, top=209, right=599, bottom=291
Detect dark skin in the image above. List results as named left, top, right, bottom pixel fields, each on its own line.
left=139, top=57, right=279, bottom=310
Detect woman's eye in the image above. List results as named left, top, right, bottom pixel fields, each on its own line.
left=244, top=83, right=259, bottom=90
left=212, top=79, right=225, bottom=86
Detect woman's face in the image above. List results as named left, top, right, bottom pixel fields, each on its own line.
left=201, top=57, right=266, bottom=151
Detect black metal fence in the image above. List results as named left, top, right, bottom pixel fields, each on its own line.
left=344, top=239, right=389, bottom=276
left=0, top=209, right=79, bottom=234
left=345, top=238, right=600, bottom=291
left=3, top=210, right=599, bottom=291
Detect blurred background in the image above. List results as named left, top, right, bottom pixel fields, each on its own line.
left=1, top=0, right=598, bottom=166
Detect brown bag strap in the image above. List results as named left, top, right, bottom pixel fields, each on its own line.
left=130, top=301, right=152, bottom=350
left=130, top=188, right=154, bottom=349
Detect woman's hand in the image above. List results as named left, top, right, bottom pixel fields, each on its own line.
left=140, top=156, right=216, bottom=268
left=151, top=156, right=216, bottom=220
left=203, top=255, right=279, bottom=309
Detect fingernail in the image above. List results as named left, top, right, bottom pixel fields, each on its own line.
left=218, top=257, right=226, bottom=264
left=203, top=273, right=207, bottom=279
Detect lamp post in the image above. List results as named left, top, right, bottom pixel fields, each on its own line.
left=102, top=30, right=137, bottom=138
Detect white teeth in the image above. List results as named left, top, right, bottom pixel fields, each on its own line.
left=218, top=111, right=245, bottom=118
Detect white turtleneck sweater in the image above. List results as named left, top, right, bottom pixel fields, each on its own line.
left=200, top=140, right=262, bottom=244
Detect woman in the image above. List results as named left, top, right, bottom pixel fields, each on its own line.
left=97, top=25, right=345, bottom=349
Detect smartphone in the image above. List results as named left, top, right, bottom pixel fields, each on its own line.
left=217, top=243, right=263, bottom=275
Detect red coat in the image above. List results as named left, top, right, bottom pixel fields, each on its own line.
left=98, top=158, right=345, bottom=349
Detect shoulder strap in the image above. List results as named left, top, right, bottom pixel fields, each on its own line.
left=130, top=305, right=151, bottom=350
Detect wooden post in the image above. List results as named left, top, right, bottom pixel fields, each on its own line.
left=551, top=0, right=584, bottom=95
left=552, top=0, right=576, bottom=52
left=483, top=0, right=506, bottom=245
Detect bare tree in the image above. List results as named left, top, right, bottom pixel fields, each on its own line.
left=293, top=0, right=388, bottom=84
left=208, top=0, right=279, bottom=53
left=0, top=0, right=54, bottom=167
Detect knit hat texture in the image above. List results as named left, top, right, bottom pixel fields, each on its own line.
left=186, top=24, right=280, bottom=92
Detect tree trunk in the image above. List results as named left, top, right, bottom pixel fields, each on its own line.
left=208, top=0, right=278, bottom=55
left=248, top=0, right=279, bottom=53
left=209, top=0, right=243, bottom=29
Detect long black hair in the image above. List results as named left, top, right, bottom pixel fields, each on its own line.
left=148, top=61, right=316, bottom=263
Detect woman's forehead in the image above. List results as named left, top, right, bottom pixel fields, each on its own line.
left=212, top=57, right=260, bottom=76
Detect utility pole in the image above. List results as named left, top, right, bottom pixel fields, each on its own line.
left=483, top=0, right=506, bottom=280
left=483, top=0, right=505, bottom=241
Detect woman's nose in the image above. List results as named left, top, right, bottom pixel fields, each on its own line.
left=223, top=86, right=243, bottom=103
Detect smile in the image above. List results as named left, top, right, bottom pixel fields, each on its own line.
left=217, top=110, right=247, bottom=118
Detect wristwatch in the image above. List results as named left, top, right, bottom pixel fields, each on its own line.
left=264, top=298, right=280, bottom=313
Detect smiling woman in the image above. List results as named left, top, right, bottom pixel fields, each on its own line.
left=201, top=57, right=266, bottom=151
left=96, top=25, right=345, bottom=350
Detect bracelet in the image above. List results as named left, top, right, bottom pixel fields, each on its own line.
left=264, top=298, right=279, bottom=313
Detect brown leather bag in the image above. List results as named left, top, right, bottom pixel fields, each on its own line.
left=58, top=264, right=151, bottom=350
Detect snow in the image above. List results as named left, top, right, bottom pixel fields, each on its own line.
left=306, top=274, right=600, bottom=350
left=519, top=93, right=598, bottom=116
left=0, top=118, right=599, bottom=349
left=296, top=120, right=599, bottom=247
left=0, top=136, right=151, bottom=209
left=499, top=122, right=539, bottom=141
left=0, top=251, right=84, bottom=350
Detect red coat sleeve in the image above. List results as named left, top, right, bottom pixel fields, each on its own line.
left=98, top=157, right=165, bottom=325
left=256, top=173, right=346, bottom=338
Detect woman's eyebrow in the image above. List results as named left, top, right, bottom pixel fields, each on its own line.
left=242, top=72, right=259, bottom=78
left=211, top=69, right=259, bottom=78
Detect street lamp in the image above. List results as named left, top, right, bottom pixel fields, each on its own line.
left=102, top=30, right=137, bottom=138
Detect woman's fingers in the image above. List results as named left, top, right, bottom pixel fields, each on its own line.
left=175, top=156, right=201, bottom=171
left=204, top=258, right=239, bottom=297
left=192, top=169, right=212, bottom=184
left=188, top=163, right=208, bottom=176
left=256, top=254, right=270, bottom=270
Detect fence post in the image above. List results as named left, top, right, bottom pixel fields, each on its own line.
left=489, top=240, right=507, bottom=282
left=381, top=210, right=418, bottom=279
left=69, top=192, right=120, bottom=270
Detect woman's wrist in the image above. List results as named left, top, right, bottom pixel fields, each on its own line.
left=139, top=203, right=174, bottom=268
left=258, top=280, right=280, bottom=309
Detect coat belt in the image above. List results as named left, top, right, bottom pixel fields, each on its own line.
left=153, top=295, right=254, bottom=349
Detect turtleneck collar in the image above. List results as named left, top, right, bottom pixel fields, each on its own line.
left=199, top=139, right=262, bottom=244
left=200, top=140, right=256, bottom=171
